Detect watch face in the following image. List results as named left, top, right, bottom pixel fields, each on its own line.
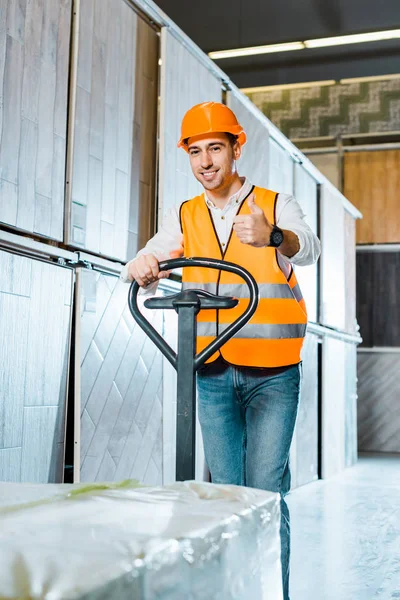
left=271, top=228, right=284, bottom=247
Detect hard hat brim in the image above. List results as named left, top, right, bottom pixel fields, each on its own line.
left=178, top=129, right=247, bottom=151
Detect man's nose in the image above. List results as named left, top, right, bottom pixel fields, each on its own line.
left=200, top=151, right=213, bottom=169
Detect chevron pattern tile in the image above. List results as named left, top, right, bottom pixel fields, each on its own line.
left=358, top=352, right=400, bottom=453
left=79, top=270, right=164, bottom=485
left=247, top=78, right=400, bottom=139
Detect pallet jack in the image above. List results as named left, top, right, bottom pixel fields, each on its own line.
left=128, top=257, right=258, bottom=481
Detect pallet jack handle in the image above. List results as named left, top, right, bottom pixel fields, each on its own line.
left=128, top=257, right=259, bottom=480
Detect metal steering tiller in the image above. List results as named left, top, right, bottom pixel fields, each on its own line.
left=128, top=257, right=259, bottom=481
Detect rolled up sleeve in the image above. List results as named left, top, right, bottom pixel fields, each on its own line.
left=120, top=204, right=184, bottom=283
left=276, top=193, right=321, bottom=267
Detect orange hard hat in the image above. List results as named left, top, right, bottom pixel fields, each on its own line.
left=177, top=102, right=247, bottom=150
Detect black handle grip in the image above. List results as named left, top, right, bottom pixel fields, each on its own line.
left=128, top=257, right=259, bottom=371
left=144, top=289, right=238, bottom=311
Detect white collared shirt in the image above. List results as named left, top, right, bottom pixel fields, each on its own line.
left=120, top=177, right=320, bottom=283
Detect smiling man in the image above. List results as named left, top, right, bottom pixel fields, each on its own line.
left=121, top=101, right=320, bottom=600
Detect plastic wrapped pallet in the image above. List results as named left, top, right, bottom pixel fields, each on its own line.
left=0, top=480, right=282, bottom=600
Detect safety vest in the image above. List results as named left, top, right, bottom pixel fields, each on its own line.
left=179, top=185, right=308, bottom=368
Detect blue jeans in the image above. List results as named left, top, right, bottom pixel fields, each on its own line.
left=197, top=357, right=301, bottom=600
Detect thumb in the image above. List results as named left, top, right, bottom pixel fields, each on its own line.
left=247, top=194, right=263, bottom=215
left=169, top=246, right=184, bottom=259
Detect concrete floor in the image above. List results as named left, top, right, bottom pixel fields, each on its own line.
left=288, top=453, right=400, bottom=600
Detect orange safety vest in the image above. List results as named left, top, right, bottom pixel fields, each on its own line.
left=179, top=185, right=308, bottom=368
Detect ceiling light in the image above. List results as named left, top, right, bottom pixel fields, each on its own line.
left=208, top=42, right=304, bottom=60
left=209, top=28, right=400, bottom=60
left=304, top=29, right=400, bottom=49
left=340, top=73, right=400, bottom=84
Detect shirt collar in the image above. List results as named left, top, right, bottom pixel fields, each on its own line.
left=204, top=177, right=253, bottom=210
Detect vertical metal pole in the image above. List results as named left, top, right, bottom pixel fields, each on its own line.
left=175, top=305, right=197, bottom=481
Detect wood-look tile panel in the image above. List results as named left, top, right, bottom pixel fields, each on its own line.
left=101, top=102, right=117, bottom=224
left=0, top=251, right=32, bottom=297
left=41, top=0, right=58, bottom=66
left=51, top=134, right=66, bottom=239
left=20, top=406, right=62, bottom=483
left=71, top=86, right=90, bottom=208
left=21, top=0, right=43, bottom=124
left=85, top=156, right=102, bottom=253
left=6, top=0, right=26, bottom=42
left=0, top=179, right=18, bottom=224
left=344, top=150, right=400, bottom=244
left=0, top=292, right=29, bottom=449
left=0, top=0, right=71, bottom=239
left=69, top=1, right=156, bottom=261
left=76, top=0, right=93, bottom=92
left=16, top=117, right=37, bottom=232
left=0, top=25, right=5, bottom=144
left=88, top=35, right=106, bottom=161
left=35, top=59, right=56, bottom=200
left=0, top=447, right=22, bottom=482
left=115, top=3, right=136, bottom=174
left=0, top=251, right=72, bottom=483
left=0, top=35, right=23, bottom=188
left=54, top=0, right=71, bottom=138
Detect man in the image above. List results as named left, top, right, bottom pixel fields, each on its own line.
left=121, top=101, right=320, bottom=599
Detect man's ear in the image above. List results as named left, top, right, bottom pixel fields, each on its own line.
left=233, top=141, right=242, bottom=161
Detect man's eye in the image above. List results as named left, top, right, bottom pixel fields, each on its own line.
left=211, top=146, right=221, bottom=152
left=190, top=150, right=199, bottom=156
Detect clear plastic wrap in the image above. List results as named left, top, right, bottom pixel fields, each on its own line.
left=0, top=480, right=282, bottom=599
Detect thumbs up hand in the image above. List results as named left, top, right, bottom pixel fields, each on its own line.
left=233, top=194, right=273, bottom=247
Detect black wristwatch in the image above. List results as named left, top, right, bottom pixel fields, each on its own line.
left=269, top=225, right=284, bottom=248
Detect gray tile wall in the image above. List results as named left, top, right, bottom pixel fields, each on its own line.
left=294, top=165, right=318, bottom=323
left=227, top=90, right=270, bottom=189
left=0, top=0, right=72, bottom=240
left=268, top=138, right=294, bottom=195
left=159, top=28, right=223, bottom=218
left=69, top=1, right=158, bottom=262
left=291, top=333, right=319, bottom=489
left=320, top=185, right=346, bottom=331
left=0, top=250, right=73, bottom=482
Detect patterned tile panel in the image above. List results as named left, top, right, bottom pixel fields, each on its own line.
left=79, top=270, right=164, bottom=485
left=358, top=351, right=400, bottom=453
left=247, top=78, right=400, bottom=139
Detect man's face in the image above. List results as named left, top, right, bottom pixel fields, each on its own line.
left=187, top=133, right=241, bottom=192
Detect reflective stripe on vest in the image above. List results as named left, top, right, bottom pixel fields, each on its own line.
left=180, top=185, right=308, bottom=367
left=197, top=321, right=307, bottom=339
left=182, top=281, right=303, bottom=301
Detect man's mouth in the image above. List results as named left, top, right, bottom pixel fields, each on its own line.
left=201, top=170, right=219, bottom=180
